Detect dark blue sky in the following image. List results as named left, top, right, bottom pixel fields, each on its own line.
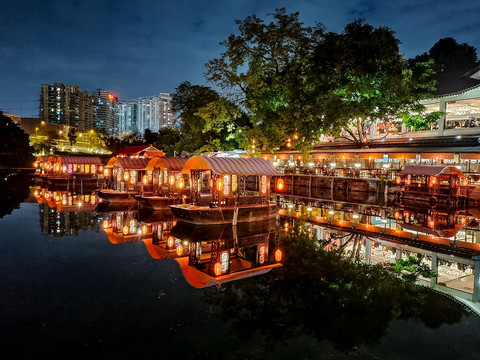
left=1, top=0, right=479, bottom=117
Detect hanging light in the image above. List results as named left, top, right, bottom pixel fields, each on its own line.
left=216, top=178, right=224, bottom=191
left=169, top=174, right=175, bottom=186
left=124, top=171, right=130, bottom=182
left=178, top=177, right=185, bottom=189
left=276, top=178, right=285, bottom=191
left=176, top=244, right=184, bottom=256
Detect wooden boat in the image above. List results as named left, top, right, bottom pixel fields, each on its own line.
left=138, top=156, right=189, bottom=210
left=98, top=157, right=150, bottom=204
left=394, top=165, right=467, bottom=209
left=169, top=156, right=280, bottom=225
left=96, top=188, right=139, bottom=204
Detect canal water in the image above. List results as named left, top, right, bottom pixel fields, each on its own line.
left=1, top=170, right=480, bottom=359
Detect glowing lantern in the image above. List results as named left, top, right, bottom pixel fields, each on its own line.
left=428, top=220, right=435, bottom=229
left=214, top=262, right=222, bottom=276
left=142, top=175, right=148, bottom=185
left=103, top=220, right=110, bottom=229
left=169, top=174, right=175, bottom=186
left=461, top=217, right=467, bottom=225
left=176, top=244, right=184, bottom=256
left=274, top=249, right=283, bottom=262
left=395, top=176, right=401, bottom=185
left=277, top=178, right=285, bottom=191
left=178, top=177, right=185, bottom=189
left=216, top=178, right=223, bottom=191
left=124, top=171, right=130, bottom=182
left=142, top=225, right=148, bottom=235
left=123, top=225, right=129, bottom=235
left=167, top=236, right=175, bottom=249
left=394, top=211, right=400, bottom=220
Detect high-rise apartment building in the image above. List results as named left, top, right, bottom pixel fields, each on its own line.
left=91, top=89, right=118, bottom=135
left=117, top=93, right=174, bottom=137
left=40, top=83, right=91, bottom=129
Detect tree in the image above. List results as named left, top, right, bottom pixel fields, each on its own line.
left=0, top=112, right=34, bottom=168
left=427, top=37, right=478, bottom=73
left=172, top=81, right=227, bottom=154
left=205, top=8, right=325, bottom=152
left=153, top=127, right=181, bottom=157
left=310, top=20, right=437, bottom=145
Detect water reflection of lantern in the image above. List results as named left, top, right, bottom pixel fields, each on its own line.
left=274, top=249, right=283, bottom=262
left=461, top=217, right=467, bottom=225
left=277, top=178, right=285, bottom=191
left=123, top=225, right=129, bottom=235
left=142, top=225, right=148, bottom=235
left=428, top=220, right=435, bottom=228
left=176, top=244, right=184, bottom=256
left=167, top=236, right=175, bottom=248
left=103, top=220, right=110, bottom=229
left=214, top=262, right=222, bottom=276
left=169, top=174, right=175, bottom=186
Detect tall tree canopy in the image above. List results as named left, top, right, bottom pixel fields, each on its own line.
left=312, top=20, right=437, bottom=145
left=205, top=8, right=325, bottom=152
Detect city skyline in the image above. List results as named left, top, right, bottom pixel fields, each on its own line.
left=1, top=0, right=480, bottom=117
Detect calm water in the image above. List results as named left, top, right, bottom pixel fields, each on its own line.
left=1, top=171, right=480, bottom=359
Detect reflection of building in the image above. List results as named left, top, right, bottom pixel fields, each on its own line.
left=39, top=202, right=97, bottom=237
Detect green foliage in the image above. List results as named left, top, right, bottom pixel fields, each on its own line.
left=402, top=111, right=444, bottom=131
left=393, top=254, right=436, bottom=282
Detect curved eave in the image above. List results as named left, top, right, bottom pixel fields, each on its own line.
left=180, top=156, right=280, bottom=176
left=146, top=156, right=188, bottom=171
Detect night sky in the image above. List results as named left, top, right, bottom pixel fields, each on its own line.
left=1, top=0, right=479, bottom=117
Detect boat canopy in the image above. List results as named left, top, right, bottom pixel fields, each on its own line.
left=399, top=165, right=464, bottom=177
left=106, top=157, right=150, bottom=170
left=56, top=156, right=102, bottom=165
left=180, top=156, right=280, bottom=176
left=146, top=156, right=187, bottom=171
left=35, top=156, right=49, bottom=163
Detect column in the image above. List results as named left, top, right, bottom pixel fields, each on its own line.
left=438, top=100, right=446, bottom=136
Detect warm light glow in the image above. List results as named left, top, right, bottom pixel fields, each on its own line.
left=216, top=178, right=223, bottom=191
left=124, top=171, right=130, bottom=182
left=178, top=177, right=185, bottom=189
left=328, top=209, right=334, bottom=215
left=395, top=176, right=401, bottom=185
left=274, top=249, right=283, bottom=262
left=169, top=174, right=175, bottom=186
left=123, top=225, right=129, bottom=235
left=167, top=236, right=175, bottom=248
left=214, top=262, right=223, bottom=276
left=176, top=244, right=184, bottom=256
left=352, top=213, right=359, bottom=219
left=276, top=178, right=285, bottom=191
left=108, top=93, right=115, bottom=100
left=143, top=175, right=148, bottom=185
left=142, top=225, right=148, bottom=235
left=461, top=217, right=467, bottom=225
left=428, top=220, right=435, bottom=228
left=394, top=211, right=400, bottom=220
left=306, top=206, right=313, bottom=212
left=103, top=219, right=110, bottom=229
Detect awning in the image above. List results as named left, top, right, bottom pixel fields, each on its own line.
left=106, top=157, right=150, bottom=170
left=399, top=165, right=464, bottom=177
left=56, top=156, right=102, bottom=165
left=180, top=156, right=280, bottom=176
left=146, top=156, right=188, bottom=171
left=421, top=153, right=455, bottom=160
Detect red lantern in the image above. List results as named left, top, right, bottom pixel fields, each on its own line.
left=277, top=178, right=285, bottom=192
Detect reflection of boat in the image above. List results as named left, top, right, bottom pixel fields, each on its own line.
left=138, top=195, right=178, bottom=210
left=170, top=156, right=280, bottom=225
left=171, top=220, right=282, bottom=288
left=394, top=165, right=467, bottom=208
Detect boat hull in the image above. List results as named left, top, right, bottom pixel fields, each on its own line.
left=169, top=202, right=278, bottom=225
left=138, top=196, right=178, bottom=211
left=96, top=189, right=138, bottom=204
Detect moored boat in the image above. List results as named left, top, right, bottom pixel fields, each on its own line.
left=169, top=156, right=280, bottom=225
